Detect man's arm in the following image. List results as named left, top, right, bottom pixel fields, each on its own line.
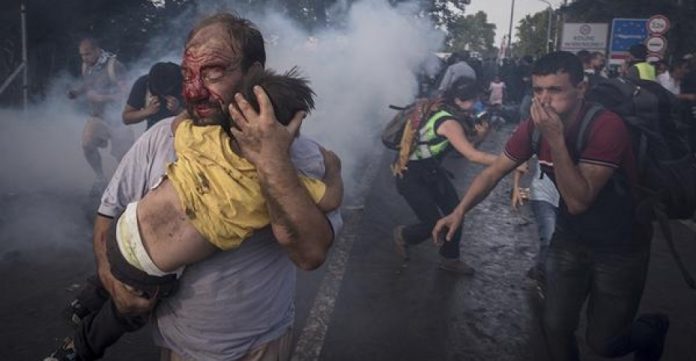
left=531, top=101, right=615, bottom=214
left=511, top=161, right=528, bottom=210
left=433, top=153, right=519, bottom=242
left=437, top=119, right=497, bottom=166
left=229, top=86, right=334, bottom=270
left=93, top=215, right=156, bottom=314
left=122, top=102, right=160, bottom=125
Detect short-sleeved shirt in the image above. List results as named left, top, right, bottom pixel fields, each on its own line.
left=99, top=117, right=343, bottom=360
left=126, top=75, right=184, bottom=129
left=529, top=158, right=560, bottom=207
left=504, top=104, right=638, bottom=244
left=82, top=55, right=126, bottom=118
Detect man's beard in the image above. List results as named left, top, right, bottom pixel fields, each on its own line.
left=188, top=101, right=231, bottom=131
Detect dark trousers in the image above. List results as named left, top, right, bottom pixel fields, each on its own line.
left=74, top=294, right=147, bottom=360
left=396, top=159, right=461, bottom=259
left=542, top=222, right=666, bottom=361
left=71, top=223, right=178, bottom=360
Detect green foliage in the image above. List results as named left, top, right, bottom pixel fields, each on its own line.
left=446, top=10, right=496, bottom=54
left=515, top=9, right=555, bottom=58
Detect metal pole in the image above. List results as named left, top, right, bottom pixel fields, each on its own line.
left=538, top=0, right=553, bottom=53
left=546, top=7, right=553, bottom=53
left=507, top=0, right=516, bottom=58
left=21, top=1, right=28, bottom=111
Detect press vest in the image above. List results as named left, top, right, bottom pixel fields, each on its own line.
left=634, top=62, right=656, bottom=81
left=410, top=110, right=451, bottom=160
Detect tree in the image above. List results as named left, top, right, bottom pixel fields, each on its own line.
left=446, top=10, right=496, bottom=54
left=515, top=10, right=556, bottom=58
left=0, top=0, right=196, bottom=106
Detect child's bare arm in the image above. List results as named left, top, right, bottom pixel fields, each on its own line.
left=316, top=148, right=343, bottom=212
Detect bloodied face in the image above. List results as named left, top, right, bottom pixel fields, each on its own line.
left=182, top=24, right=246, bottom=126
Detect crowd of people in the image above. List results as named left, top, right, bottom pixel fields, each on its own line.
left=39, top=8, right=696, bottom=361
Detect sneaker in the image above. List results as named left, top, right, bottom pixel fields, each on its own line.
left=62, top=298, right=90, bottom=327
left=439, top=258, right=475, bottom=275
left=393, top=225, right=409, bottom=260
left=44, top=337, right=77, bottom=361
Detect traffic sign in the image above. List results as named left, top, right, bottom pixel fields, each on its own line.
left=646, top=35, right=667, bottom=53
left=610, top=18, right=648, bottom=53
left=647, top=15, right=670, bottom=35
left=647, top=52, right=663, bottom=62
left=609, top=18, right=648, bottom=64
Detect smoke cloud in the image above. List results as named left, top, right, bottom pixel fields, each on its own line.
left=0, top=0, right=444, bottom=254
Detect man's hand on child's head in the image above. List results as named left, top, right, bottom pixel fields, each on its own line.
left=228, top=86, right=304, bottom=168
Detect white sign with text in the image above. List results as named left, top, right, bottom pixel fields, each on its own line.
left=561, top=23, right=609, bottom=53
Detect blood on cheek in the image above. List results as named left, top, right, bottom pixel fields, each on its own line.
left=183, top=78, right=224, bottom=105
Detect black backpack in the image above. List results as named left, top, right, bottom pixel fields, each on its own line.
left=585, top=77, right=696, bottom=221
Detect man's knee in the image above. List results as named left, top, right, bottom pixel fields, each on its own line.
left=83, top=118, right=109, bottom=149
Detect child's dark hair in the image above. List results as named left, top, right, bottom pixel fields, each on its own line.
left=241, top=67, right=315, bottom=125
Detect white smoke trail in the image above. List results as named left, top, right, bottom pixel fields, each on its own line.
left=0, top=0, right=444, bottom=252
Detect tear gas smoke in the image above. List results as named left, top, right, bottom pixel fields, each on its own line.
left=0, top=0, right=444, bottom=256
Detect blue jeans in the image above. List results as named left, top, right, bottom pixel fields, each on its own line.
left=530, top=200, right=558, bottom=270
left=541, top=222, right=665, bottom=361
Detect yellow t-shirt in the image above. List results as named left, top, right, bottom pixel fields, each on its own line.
left=167, top=119, right=326, bottom=250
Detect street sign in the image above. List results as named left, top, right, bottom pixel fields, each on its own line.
left=560, top=23, right=609, bottom=53
left=646, top=36, right=667, bottom=53
left=647, top=15, right=670, bottom=35
left=609, top=18, right=648, bottom=64
left=647, top=52, right=663, bottom=62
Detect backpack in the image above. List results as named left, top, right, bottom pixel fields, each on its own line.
left=381, top=98, right=442, bottom=150
left=82, top=56, right=118, bottom=84
left=585, top=77, right=696, bottom=220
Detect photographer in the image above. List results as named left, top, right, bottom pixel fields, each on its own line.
left=392, top=80, right=497, bottom=274
left=122, top=62, right=185, bottom=129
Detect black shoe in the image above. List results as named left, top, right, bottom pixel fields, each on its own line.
left=439, top=257, right=475, bottom=275
left=62, top=298, right=90, bottom=327
left=44, top=337, right=77, bottom=361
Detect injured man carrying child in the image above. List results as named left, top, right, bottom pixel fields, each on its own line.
left=109, top=66, right=342, bottom=297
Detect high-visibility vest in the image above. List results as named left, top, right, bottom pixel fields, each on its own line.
left=410, top=110, right=451, bottom=160
left=634, top=62, right=656, bottom=81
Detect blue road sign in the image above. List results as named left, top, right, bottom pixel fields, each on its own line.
left=610, top=18, right=648, bottom=53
